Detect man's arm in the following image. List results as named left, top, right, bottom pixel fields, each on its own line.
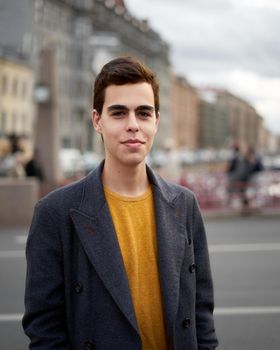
left=192, top=197, right=218, bottom=349
left=22, top=201, right=70, bottom=349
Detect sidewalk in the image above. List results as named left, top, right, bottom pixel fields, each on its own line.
left=1, top=205, right=279, bottom=232
left=202, top=205, right=280, bottom=220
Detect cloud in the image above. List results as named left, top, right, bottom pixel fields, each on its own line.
left=126, top=0, right=280, bottom=133
left=240, top=0, right=280, bottom=10
left=131, top=2, right=280, bottom=77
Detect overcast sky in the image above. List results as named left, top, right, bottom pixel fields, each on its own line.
left=126, top=0, right=280, bottom=134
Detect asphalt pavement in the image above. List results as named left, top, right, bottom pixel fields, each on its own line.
left=0, top=213, right=280, bottom=349
left=206, top=215, right=280, bottom=350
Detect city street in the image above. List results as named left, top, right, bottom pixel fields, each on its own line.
left=0, top=215, right=280, bottom=349
left=207, top=215, right=280, bottom=350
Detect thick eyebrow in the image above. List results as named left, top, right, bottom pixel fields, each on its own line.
left=107, top=104, right=155, bottom=112
left=135, top=105, right=155, bottom=112
left=107, top=105, right=128, bottom=112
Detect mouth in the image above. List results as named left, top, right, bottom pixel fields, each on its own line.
left=121, top=139, right=145, bottom=144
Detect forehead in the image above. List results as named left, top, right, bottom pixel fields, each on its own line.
left=103, top=82, right=155, bottom=108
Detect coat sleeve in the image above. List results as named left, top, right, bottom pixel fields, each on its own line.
left=192, top=196, right=219, bottom=349
left=22, top=200, right=70, bottom=349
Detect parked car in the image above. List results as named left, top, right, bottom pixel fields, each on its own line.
left=59, top=148, right=101, bottom=179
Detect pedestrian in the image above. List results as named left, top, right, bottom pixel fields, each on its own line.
left=25, top=149, right=44, bottom=182
left=227, top=143, right=262, bottom=211
left=227, top=142, right=240, bottom=176
left=0, top=133, right=26, bottom=178
left=23, top=57, right=218, bottom=349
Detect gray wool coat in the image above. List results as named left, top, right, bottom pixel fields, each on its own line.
left=23, top=161, right=218, bottom=350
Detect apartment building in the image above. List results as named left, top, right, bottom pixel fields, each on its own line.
left=199, top=90, right=229, bottom=149
left=171, top=75, right=199, bottom=150
left=0, top=49, right=34, bottom=139
left=0, top=0, right=171, bottom=151
left=216, top=90, right=263, bottom=148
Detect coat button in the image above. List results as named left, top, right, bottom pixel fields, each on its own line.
left=188, top=238, right=192, bottom=245
left=182, top=318, right=191, bottom=328
left=189, top=263, right=196, bottom=273
left=84, top=340, right=93, bottom=350
left=75, top=283, right=83, bottom=293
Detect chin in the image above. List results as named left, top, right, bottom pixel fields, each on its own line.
left=121, top=155, right=146, bottom=167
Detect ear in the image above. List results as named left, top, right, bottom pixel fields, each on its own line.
left=92, top=109, right=102, bottom=134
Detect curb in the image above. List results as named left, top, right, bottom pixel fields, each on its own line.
left=202, top=207, right=280, bottom=220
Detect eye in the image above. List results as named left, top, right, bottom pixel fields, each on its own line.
left=111, top=110, right=126, bottom=118
left=138, top=110, right=152, bottom=119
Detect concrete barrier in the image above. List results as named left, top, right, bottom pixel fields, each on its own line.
left=0, top=178, right=39, bottom=227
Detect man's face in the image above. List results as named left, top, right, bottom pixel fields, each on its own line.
left=93, top=82, right=159, bottom=168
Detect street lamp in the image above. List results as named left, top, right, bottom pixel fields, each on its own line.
left=33, top=83, right=51, bottom=104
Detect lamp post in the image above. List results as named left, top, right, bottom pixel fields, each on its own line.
left=34, top=48, right=62, bottom=193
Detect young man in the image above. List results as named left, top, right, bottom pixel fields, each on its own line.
left=23, top=57, right=218, bottom=349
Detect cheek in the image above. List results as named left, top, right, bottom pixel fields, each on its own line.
left=149, top=124, right=158, bottom=137
left=103, top=127, right=120, bottom=145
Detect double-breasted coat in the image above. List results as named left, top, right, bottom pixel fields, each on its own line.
left=23, top=161, right=218, bottom=349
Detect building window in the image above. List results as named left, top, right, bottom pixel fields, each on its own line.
left=22, top=81, right=27, bottom=99
left=43, top=2, right=58, bottom=29
left=22, top=114, right=27, bottom=133
left=12, top=79, right=18, bottom=97
left=76, top=49, right=83, bottom=67
left=34, top=0, right=44, bottom=23
left=74, top=17, right=91, bottom=38
left=12, top=112, right=17, bottom=131
left=1, top=76, right=8, bottom=95
left=0, top=111, right=7, bottom=133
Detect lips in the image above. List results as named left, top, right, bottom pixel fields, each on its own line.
left=121, top=139, right=145, bottom=144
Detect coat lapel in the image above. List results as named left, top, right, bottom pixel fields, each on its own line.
left=70, top=162, right=138, bottom=333
left=147, top=168, right=186, bottom=339
left=69, top=162, right=186, bottom=339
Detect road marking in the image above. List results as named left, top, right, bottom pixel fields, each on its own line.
left=209, top=242, right=280, bottom=253
left=0, top=314, right=23, bottom=322
left=15, top=235, right=27, bottom=244
left=1, top=307, right=280, bottom=321
left=215, top=306, right=280, bottom=315
left=1, top=243, right=280, bottom=258
left=0, top=250, right=25, bottom=258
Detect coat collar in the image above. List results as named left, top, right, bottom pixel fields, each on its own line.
left=74, top=160, right=181, bottom=214
left=70, top=160, right=186, bottom=340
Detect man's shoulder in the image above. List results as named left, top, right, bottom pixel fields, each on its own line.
left=153, top=172, right=196, bottom=202
left=37, top=175, right=89, bottom=212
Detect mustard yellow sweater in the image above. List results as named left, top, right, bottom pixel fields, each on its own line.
left=104, top=185, right=168, bottom=350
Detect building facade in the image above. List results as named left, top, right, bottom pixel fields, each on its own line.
left=216, top=90, right=263, bottom=149
left=0, top=49, right=34, bottom=140
left=171, top=75, right=199, bottom=150
left=198, top=90, right=229, bottom=149
left=0, top=0, right=171, bottom=152
left=258, top=126, right=280, bottom=154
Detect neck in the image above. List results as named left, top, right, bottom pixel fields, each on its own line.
left=102, top=159, right=149, bottom=197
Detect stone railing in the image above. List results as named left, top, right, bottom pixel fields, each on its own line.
left=0, top=178, right=39, bottom=227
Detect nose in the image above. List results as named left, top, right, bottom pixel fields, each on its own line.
left=126, top=113, right=139, bottom=132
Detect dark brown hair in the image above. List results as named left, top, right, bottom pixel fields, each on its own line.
left=93, top=56, right=160, bottom=115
